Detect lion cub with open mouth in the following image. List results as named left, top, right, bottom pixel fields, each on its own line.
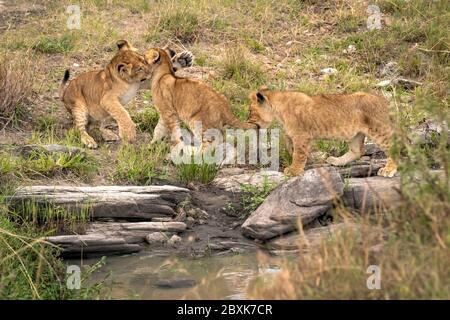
left=247, top=88, right=397, bottom=177
left=143, top=48, right=257, bottom=146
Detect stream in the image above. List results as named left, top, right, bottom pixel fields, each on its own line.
left=68, top=250, right=288, bottom=299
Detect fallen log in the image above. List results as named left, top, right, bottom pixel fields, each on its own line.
left=86, top=221, right=187, bottom=243
left=46, top=234, right=143, bottom=258
left=8, top=185, right=191, bottom=221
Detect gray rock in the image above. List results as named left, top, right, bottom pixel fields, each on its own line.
left=267, top=223, right=359, bottom=250
left=213, top=170, right=286, bottom=193
left=167, top=234, right=182, bottom=247
left=364, top=142, right=384, bottom=156
left=342, top=176, right=401, bottom=212
left=155, top=278, right=196, bottom=289
left=241, top=167, right=344, bottom=240
left=15, top=144, right=85, bottom=159
left=87, top=221, right=186, bottom=243
left=145, top=232, right=167, bottom=245
left=8, top=185, right=191, bottom=221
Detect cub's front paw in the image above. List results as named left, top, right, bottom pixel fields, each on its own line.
left=377, top=166, right=397, bottom=178
left=283, top=166, right=304, bottom=176
left=119, top=123, right=137, bottom=142
left=81, top=133, right=98, bottom=149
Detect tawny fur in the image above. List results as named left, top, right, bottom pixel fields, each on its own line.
left=143, top=48, right=256, bottom=145
left=247, top=89, right=398, bottom=177
left=59, top=41, right=194, bottom=149
left=59, top=40, right=150, bottom=149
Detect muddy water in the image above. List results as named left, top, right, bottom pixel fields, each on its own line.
left=72, top=250, right=287, bottom=299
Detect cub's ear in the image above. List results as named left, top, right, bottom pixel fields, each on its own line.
left=116, top=40, right=136, bottom=52
left=162, top=45, right=177, bottom=59
left=256, top=92, right=266, bottom=104
left=144, top=49, right=161, bottom=64
left=117, top=63, right=131, bottom=76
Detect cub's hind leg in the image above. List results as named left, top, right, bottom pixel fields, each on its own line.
left=71, top=103, right=98, bottom=149
left=284, top=135, right=311, bottom=176
left=326, top=132, right=365, bottom=166
left=151, top=118, right=169, bottom=143
left=367, top=127, right=397, bottom=177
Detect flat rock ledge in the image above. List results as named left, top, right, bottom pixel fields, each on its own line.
left=8, top=185, right=190, bottom=220
left=46, top=222, right=187, bottom=258
left=242, top=167, right=344, bottom=240
left=241, top=168, right=401, bottom=241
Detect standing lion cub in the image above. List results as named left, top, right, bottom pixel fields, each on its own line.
left=143, top=48, right=257, bottom=146
left=59, top=41, right=194, bottom=149
left=247, top=88, right=397, bottom=177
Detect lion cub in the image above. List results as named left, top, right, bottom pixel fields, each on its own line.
left=247, top=88, right=397, bottom=177
left=144, top=48, right=256, bottom=145
left=59, top=40, right=150, bottom=148
left=59, top=41, right=194, bottom=149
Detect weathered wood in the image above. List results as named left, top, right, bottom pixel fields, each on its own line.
left=8, top=185, right=190, bottom=220
left=86, top=221, right=187, bottom=243
left=46, top=234, right=143, bottom=258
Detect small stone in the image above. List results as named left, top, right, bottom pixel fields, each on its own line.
left=167, top=234, right=181, bottom=247
left=376, top=79, right=392, bottom=87
left=155, top=278, right=196, bottom=288
left=380, top=61, right=398, bottom=77
left=145, top=232, right=167, bottom=245
left=73, top=63, right=80, bottom=67
left=295, top=59, right=302, bottom=64
left=343, top=44, right=356, bottom=54
left=186, top=216, right=195, bottom=229
left=320, top=68, right=337, bottom=75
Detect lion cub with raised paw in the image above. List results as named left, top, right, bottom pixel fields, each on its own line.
left=247, top=88, right=397, bottom=177
left=143, top=48, right=256, bottom=145
left=59, top=40, right=151, bottom=149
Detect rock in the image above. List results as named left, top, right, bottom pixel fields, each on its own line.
left=267, top=222, right=384, bottom=252
left=364, top=142, right=384, bottom=156
left=376, top=79, right=392, bottom=88
left=213, top=170, right=286, bottom=193
left=395, top=78, right=422, bottom=90
left=337, top=159, right=386, bottom=178
left=241, top=167, right=344, bottom=240
left=167, top=235, right=182, bottom=247
left=343, top=44, right=356, bottom=54
left=411, top=120, right=450, bottom=146
left=145, top=232, right=167, bottom=245
left=186, top=207, right=208, bottom=220
left=379, top=61, right=398, bottom=77
left=14, top=144, right=85, bottom=159
left=46, top=234, right=143, bottom=258
left=86, top=221, right=186, bottom=243
left=342, top=176, right=401, bottom=212
left=267, top=223, right=358, bottom=250
left=320, top=67, right=338, bottom=75
left=155, top=278, right=196, bottom=289
left=186, top=216, right=196, bottom=228
left=377, top=78, right=422, bottom=90
left=8, top=185, right=190, bottom=221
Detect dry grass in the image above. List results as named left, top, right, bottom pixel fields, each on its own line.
left=0, top=55, right=35, bottom=129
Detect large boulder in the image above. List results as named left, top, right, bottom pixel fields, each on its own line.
left=241, top=167, right=344, bottom=240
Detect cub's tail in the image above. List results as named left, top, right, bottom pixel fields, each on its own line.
left=58, top=69, right=70, bottom=101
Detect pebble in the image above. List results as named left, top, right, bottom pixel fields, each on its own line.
left=320, top=67, right=338, bottom=75
left=167, top=234, right=181, bottom=247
